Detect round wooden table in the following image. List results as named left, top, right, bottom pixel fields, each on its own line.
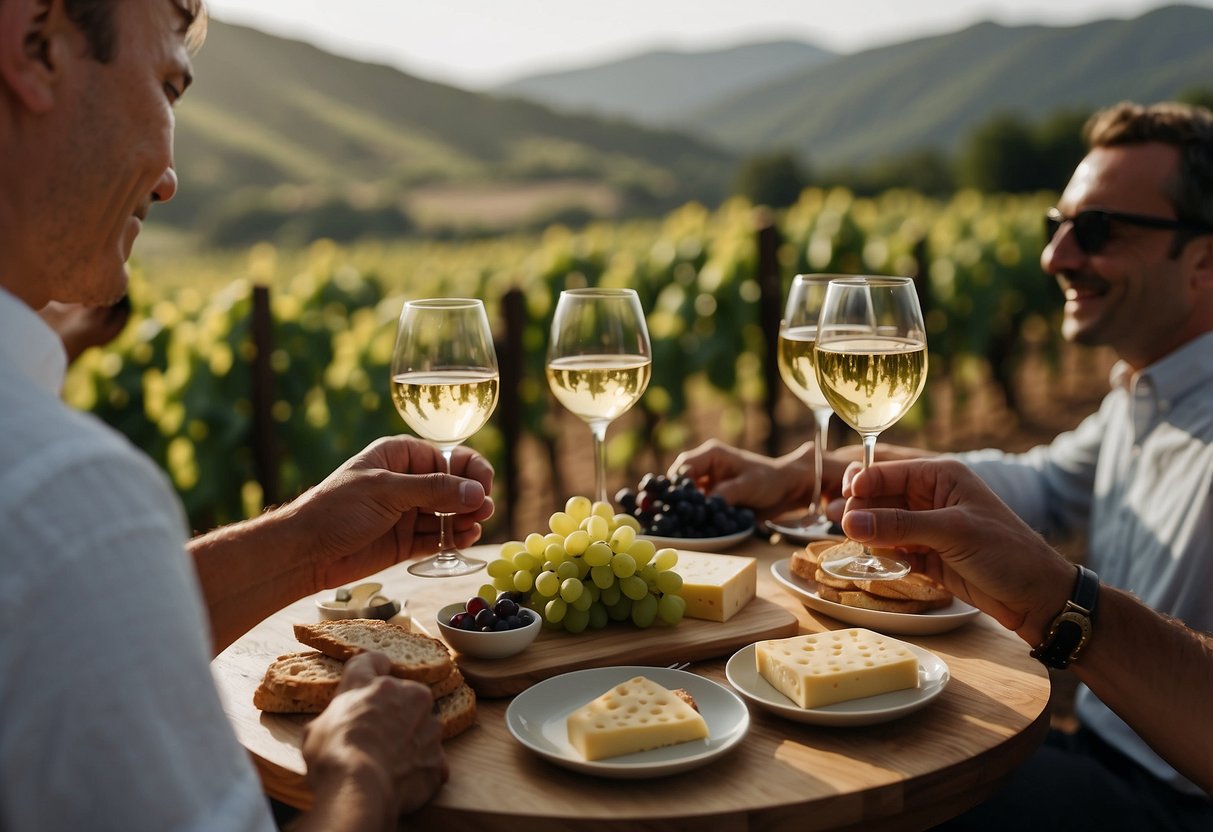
left=212, top=537, right=1051, bottom=831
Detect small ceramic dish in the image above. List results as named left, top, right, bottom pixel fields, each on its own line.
left=315, top=584, right=403, bottom=622
left=435, top=602, right=541, bottom=659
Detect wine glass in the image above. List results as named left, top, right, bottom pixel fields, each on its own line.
left=768, top=274, right=837, bottom=542
left=814, top=276, right=927, bottom=581
left=546, top=288, right=652, bottom=504
left=390, top=298, right=499, bottom=577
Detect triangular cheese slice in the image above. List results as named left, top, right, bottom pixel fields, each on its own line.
left=566, top=675, right=709, bottom=760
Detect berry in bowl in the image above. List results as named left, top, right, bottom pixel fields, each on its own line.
left=436, top=592, right=541, bottom=659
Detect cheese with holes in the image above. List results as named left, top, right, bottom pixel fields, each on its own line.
left=755, top=628, right=919, bottom=708
left=675, top=551, right=756, bottom=622
left=565, top=676, right=709, bottom=760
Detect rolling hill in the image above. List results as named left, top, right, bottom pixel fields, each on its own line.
left=493, top=40, right=836, bottom=127
left=160, top=21, right=737, bottom=239
left=682, top=3, right=1213, bottom=167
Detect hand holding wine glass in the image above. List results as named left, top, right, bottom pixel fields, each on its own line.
left=390, top=298, right=499, bottom=577
left=769, top=274, right=838, bottom=541
left=546, top=288, right=652, bottom=504
left=814, top=276, right=927, bottom=581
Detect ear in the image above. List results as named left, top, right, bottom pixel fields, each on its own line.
left=0, top=0, right=80, bottom=114
left=1189, top=234, right=1213, bottom=291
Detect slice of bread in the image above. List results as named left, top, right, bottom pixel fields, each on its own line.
left=790, top=548, right=817, bottom=581
left=435, top=683, right=477, bottom=740
left=255, top=666, right=471, bottom=715
left=262, top=651, right=345, bottom=706
left=857, top=572, right=952, bottom=604
left=833, top=590, right=929, bottom=614
left=814, top=567, right=858, bottom=591
left=428, top=667, right=466, bottom=700
left=294, top=619, right=453, bottom=685
left=255, top=656, right=466, bottom=714
left=253, top=682, right=324, bottom=714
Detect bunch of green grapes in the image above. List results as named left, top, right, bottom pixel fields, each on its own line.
left=483, top=496, right=687, bottom=634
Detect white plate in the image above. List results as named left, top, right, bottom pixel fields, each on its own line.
left=770, top=559, right=983, bottom=635
left=505, top=665, right=750, bottom=778
left=765, top=523, right=842, bottom=544
left=640, top=525, right=755, bottom=552
left=725, top=642, right=949, bottom=726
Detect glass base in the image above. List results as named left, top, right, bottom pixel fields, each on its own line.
left=821, top=553, right=910, bottom=581
left=407, top=553, right=486, bottom=578
left=766, top=514, right=835, bottom=543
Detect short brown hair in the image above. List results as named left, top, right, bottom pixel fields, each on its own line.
left=65, top=0, right=207, bottom=62
left=1084, top=101, right=1213, bottom=237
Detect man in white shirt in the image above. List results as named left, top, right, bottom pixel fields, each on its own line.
left=672, top=101, right=1213, bottom=829
left=0, top=2, right=494, bottom=830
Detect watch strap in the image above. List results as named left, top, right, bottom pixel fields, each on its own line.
left=1030, top=564, right=1099, bottom=670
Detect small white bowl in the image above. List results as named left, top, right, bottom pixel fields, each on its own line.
left=435, top=602, right=541, bottom=659
left=316, top=597, right=402, bottom=622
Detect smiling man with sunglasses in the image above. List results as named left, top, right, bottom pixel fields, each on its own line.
left=920, top=101, right=1213, bottom=831
left=670, top=101, right=1213, bottom=829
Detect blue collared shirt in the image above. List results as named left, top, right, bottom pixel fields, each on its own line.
left=959, top=330, right=1213, bottom=795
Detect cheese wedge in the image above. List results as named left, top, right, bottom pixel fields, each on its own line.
left=755, top=628, right=919, bottom=709
left=566, top=676, right=709, bottom=761
left=676, top=552, right=756, bottom=622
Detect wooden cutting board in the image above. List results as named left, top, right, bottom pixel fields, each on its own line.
left=411, top=589, right=799, bottom=698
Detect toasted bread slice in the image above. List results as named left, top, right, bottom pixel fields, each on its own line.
left=790, top=548, right=818, bottom=581
left=814, top=567, right=858, bottom=590
left=261, top=651, right=344, bottom=705
left=253, top=682, right=324, bottom=714
left=255, top=666, right=471, bottom=715
left=858, top=572, right=952, bottom=604
left=435, top=683, right=477, bottom=739
left=428, top=667, right=466, bottom=700
left=294, top=619, right=453, bottom=684
left=803, top=540, right=841, bottom=565
left=834, top=590, right=929, bottom=614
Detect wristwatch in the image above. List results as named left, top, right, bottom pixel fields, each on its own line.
left=1030, top=564, right=1099, bottom=670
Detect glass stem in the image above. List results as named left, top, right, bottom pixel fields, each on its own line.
left=591, top=421, right=609, bottom=504
left=435, top=447, right=456, bottom=561
left=809, top=408, right=831, bottom=518
left=859, top=432, right=879, bottom=561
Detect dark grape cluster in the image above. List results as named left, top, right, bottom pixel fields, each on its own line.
left=616, top=474, right=755, bottom=539
left=448, top=591, right=535, bottom=632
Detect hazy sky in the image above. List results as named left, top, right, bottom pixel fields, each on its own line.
left=206, top=1, right=1210, bottom=89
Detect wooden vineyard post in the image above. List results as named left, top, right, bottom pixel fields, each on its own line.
left=251, top=284, right=279, bottom=508
left=756, top=217, right=783, bottom=456
left=497, top=288, right=525, bottom=539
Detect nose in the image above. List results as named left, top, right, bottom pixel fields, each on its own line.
left=151, top=166, right=178, bottom=204
left=1040, top=221, right=1085, bottom=276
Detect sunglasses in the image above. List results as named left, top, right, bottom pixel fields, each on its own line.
left=1045, top=207, right=1213, bottom=254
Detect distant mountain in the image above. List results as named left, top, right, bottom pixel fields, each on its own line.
left=161, top=21, right=737, bottom=239
left=682, top=4, right=1213, bottom=168
left=494, top=41, right=836, bottom=127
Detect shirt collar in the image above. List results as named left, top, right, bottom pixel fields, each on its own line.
left=0, top=287, right=68, bottom=394
left=1108, top=331, right=1213, bottom=405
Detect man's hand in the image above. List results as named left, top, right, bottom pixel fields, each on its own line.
left=301, top=652, right=448, bottom=829
left=840, top=458, right=1073, bottom=645
left=667, top=439, right=821, bottom=519
left=289, top=436, right=494, bottom=590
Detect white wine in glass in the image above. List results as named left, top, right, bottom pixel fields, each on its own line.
left=815, top=276, right=927, bottom=581
left=769, top=274, right=838, bottom=542
left=546, top=288, right=652, bottom=504
left=390, top=298, right=499, bottom=577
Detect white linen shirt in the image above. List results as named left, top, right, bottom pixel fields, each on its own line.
left=958, top=330, right=1213, bottom=796
left=0, top=288, right=274, bottom=831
